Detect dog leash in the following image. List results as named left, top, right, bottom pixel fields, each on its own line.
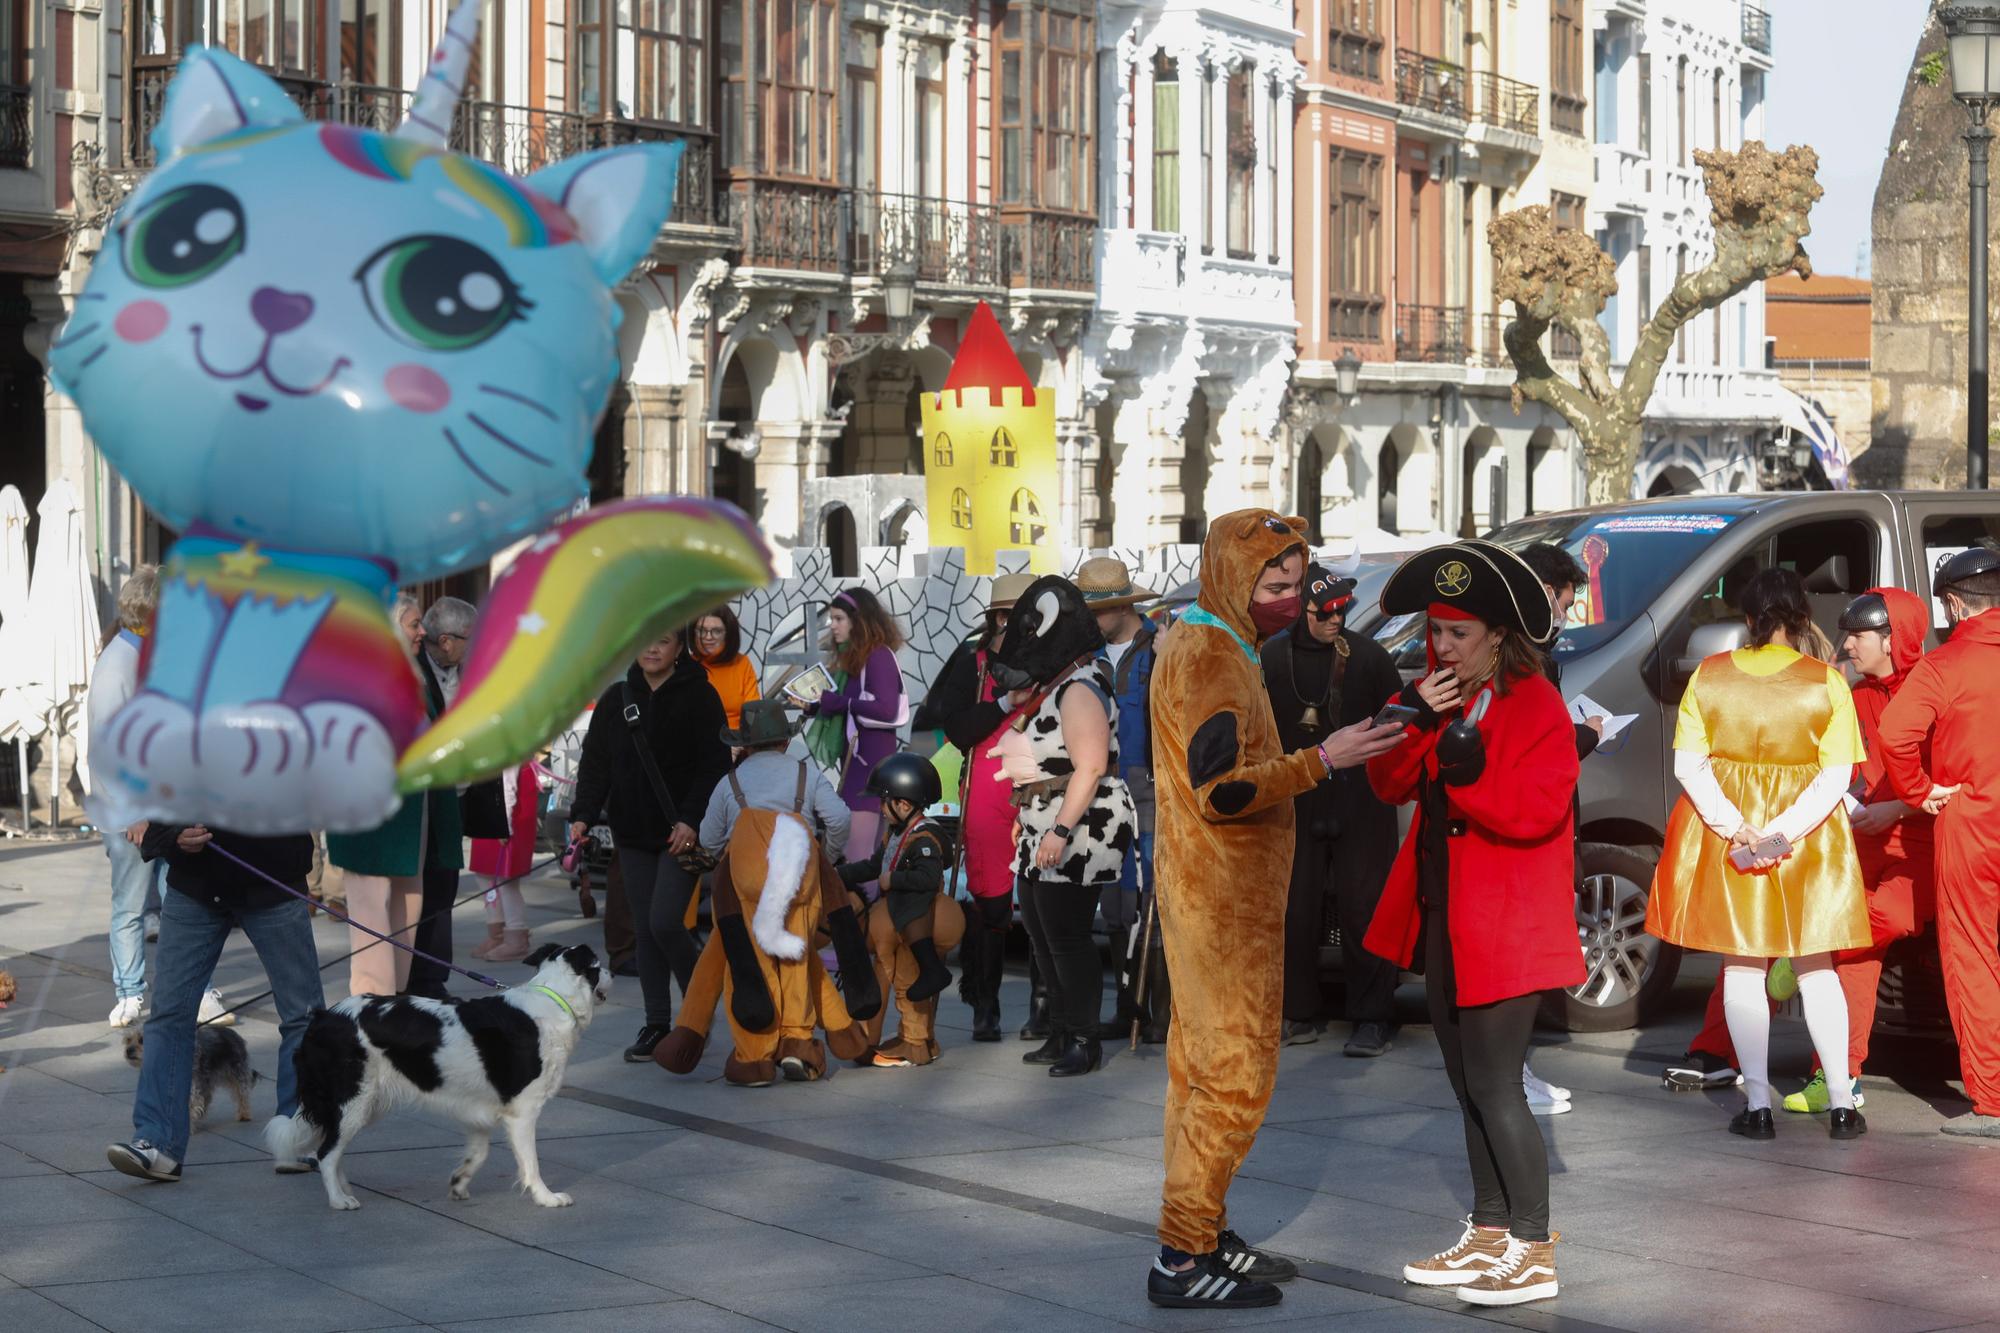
left=194, top=843, right=564, bottom=1023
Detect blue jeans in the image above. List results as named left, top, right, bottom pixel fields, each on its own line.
left=132, top=889, right=325, bottom=1162
left=106, top=834, right=165, bottom=1000
left=1099, top=831, right=1155, bottom=935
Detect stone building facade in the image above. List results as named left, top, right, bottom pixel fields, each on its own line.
left=1868, top=6, right=1982, bottom=489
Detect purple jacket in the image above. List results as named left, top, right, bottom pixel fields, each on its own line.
left=819, top=646, right=906, bottom=812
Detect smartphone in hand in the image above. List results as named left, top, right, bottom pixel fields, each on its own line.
left=1373, top=703, right=1422, bottom=730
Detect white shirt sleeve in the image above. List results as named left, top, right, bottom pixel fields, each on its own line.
left=1764, top=764, right=1856, bottom=848
left=1673, top=750, right=1746, bottom=839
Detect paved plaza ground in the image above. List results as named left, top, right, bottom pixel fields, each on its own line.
left=4, top=837, right=2000, bottom=1332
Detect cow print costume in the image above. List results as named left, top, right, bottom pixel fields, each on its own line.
left=1012, top=656, right=1139, bottom=884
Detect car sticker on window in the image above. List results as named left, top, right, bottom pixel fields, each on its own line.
left=1586, top=514, right=1738, bottom=536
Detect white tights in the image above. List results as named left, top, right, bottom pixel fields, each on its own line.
left=1722, top=954, right=1852, bottom=1111
left=481, top=876, right=527, bottom=931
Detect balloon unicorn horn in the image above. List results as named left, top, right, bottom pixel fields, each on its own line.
left=395, top=0, right=485, bottom=146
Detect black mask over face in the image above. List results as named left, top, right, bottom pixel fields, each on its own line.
left=986, top=575, right=1105, bottom=692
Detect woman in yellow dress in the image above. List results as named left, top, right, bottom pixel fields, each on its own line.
left=1647, top=568, right=1872, bottom=1142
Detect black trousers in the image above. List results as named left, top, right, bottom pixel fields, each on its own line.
left=1283, top=832, right=1396, bottom=1025
left=617, top=846, right=700, bottom=1028
left=1425, top=908, right=1549, bottom=1241
left=404, top=865, right=461, bottom=999
left=1017, top=874, right=1101, bottom=1037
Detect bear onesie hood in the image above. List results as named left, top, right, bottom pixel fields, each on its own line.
left=1147, top=508, right=1333, bottom=1258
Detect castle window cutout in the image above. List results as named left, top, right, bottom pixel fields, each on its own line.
left=1009, top=487, right=1046, bottom=545
left=934, top=432, right=954, bottom=467
left=990, top=427, right=1018, bottom=466
left=951, top=487, right=974, bottom=529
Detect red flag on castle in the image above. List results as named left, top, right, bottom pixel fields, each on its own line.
left=919, top=302, right=1060, bottom=574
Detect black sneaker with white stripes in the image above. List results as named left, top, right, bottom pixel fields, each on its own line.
left=1214, top=1229, right=1298, bottom=1283
left=1146, top=1253, right=1283, bottom=1309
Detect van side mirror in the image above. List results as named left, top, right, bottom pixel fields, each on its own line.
left=1674, top=621, right=1750, bottom=678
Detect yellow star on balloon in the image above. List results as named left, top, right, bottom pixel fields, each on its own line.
left=218, top=543, right=271, bottom=578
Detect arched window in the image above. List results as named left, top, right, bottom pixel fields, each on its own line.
left=990, top=426, right=1018, bottom=467
left=933, top=432, right=955, bottom=468
left=950, top=487, right=973, bottom=529
left=1009, top=487, right=1046, bottom=545
left=1377, top=438, right=1401, bottom=533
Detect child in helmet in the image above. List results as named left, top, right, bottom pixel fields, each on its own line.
left=838, top=752, right=954, bottom=1004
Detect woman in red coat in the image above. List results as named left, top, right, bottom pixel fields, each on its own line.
left=1364, top=540, right=1582, bottom=1310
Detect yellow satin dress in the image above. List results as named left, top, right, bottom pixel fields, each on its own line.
left=1646, top=645, right=1870, bottom=956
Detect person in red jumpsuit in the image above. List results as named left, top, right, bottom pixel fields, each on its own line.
left=1879, top=546, right=2000, bottom=1138
left=1777, top=587, right=1935, bottom=1113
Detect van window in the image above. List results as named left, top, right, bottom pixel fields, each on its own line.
left=1656, top=515, right=1879, bottom=699
left=1920, top=514, right=2000, bottom=626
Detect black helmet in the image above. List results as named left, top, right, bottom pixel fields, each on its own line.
left=1837, top=592, right=1891, bottom=635
left=866, top=753, right=942, bottom=810
left=1933, top=544, right=2000, bottom=598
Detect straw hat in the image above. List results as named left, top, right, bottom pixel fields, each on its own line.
left=1074, top=557, right=1159, bottom=611
left=988, top=573, right=1034, bottom=613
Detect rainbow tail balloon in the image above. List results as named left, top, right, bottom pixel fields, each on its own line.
left=397, top=497, right=773, bottom=793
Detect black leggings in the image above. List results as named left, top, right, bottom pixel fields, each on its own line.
left=617, top=847, right=700, bottom=1028
left=1017, top=874, right=1101, bottom=1037
left=1425, top=909, right=1549, bottom=1241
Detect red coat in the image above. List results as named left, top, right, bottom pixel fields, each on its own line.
left=1363, top=670, right=1583, bottom=1007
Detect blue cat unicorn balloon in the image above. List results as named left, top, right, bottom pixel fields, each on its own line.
left=54, top=1, right=771, bottom=835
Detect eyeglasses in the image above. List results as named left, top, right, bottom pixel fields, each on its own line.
left=694, top=626, right=726, bottom=639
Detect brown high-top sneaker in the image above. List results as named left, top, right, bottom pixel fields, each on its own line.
left=1402, top=1218, right=1512, bottom=1286
left=1456, top=1233, right=1559, bottom=1307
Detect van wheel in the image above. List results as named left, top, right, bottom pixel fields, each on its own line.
left=1540, top=843, right=1680, bottom=1033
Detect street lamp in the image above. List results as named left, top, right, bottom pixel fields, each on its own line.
left=883, top=258, right=917, bottom=323
left=1942, top=3, right=2000, bottom=488
left=1334, top=347, right=1362, bottom=402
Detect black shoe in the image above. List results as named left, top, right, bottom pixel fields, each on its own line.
left=1215, top=1229, right=1299, bottom=1283
left=1665, top=1050, right=1742, bottom=1091
left=612, top=958, right=640, bottom=978
left=972, top=1006, right=1002, bottom=1042
left=1282, top=1020, right=1320, bottom=1046
left=1729, top=1107, right=1776, bottom=1140
left=907, top=938, right=952, bottom=1004
left=1050, top=1035, right=1102, bottom=1078
left=1829, top=1106, right=1868, bottom=1140
left=106, top=1139, right=181, bottom=1182
left=1022, top=1030, right=1065, bottom=1065
left=1344, top=1021, right=1391, bottom=1057
left=1147, top=1253, right=1283, bottom=1309
left=1019, top=998, right=1050, bottom=1040
left=624, top=1025, right=670, bottom=1063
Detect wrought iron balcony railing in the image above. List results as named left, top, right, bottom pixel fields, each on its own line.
left=1468, top=70, right=1541, bottom=136
left=1742, top=4, right=1772, bottom=54
left=0, top=84, right=31, bottom=170
left=849, top=191, right=1003, bottom=288
left=724, top=179, right=847, bottom=273
left=1003, top=209, right=1096, bottom=293
left=1396, top=303, right=1468, bottom=363
left=119, top=64, right=715, bottom=225
left=1393, top=50, right=1467, bottom=121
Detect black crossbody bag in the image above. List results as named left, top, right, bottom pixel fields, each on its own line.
left=620, top=681, right=681, bottom=829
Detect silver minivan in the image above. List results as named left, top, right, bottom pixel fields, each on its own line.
left=1356, top=490, right=2000, bottom=1032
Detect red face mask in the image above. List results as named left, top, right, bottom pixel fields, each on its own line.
left=1249, top=595, right=1301, bottom=640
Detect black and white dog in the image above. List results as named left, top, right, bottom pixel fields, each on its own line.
left=265, top=944, right=608, bottom=1210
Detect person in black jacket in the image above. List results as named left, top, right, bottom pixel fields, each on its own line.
left=569, top=627, right=730, bottom=1063
left=106, top=824, right=325, bottom=1183
left=1261, top=564, right=1404, bottom=1056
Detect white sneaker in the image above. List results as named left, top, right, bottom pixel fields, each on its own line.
left=197, top=989, right=235, bottom=1026
left=1522, top=1062, right=1571, bottom=1105
left=1527, top=1092, right=1573, bottom=1117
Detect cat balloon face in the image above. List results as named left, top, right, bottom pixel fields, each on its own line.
left=50, top=48, right=680, bottom=582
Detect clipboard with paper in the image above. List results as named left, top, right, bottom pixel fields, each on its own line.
left=1567, top=692, right=1639, bottom=748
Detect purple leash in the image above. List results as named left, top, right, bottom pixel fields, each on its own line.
left=206, top=841, right=512, bottom=991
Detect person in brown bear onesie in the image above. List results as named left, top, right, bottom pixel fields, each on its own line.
left=1145, top=510, right=1404, bottom=1311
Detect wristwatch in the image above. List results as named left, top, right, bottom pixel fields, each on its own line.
left=1050, top=823, right=1074, bottom=842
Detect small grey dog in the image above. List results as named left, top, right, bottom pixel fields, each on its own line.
left=122, top=1025, right=259, bottom=1126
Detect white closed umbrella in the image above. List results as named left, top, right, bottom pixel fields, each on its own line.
left=16, top=479, right=101, bottom=827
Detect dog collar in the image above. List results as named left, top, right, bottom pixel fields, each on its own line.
left=527, top=985, right=577, bottom=1021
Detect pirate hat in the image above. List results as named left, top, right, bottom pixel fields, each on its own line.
left=1303, top=564, right=1358, bottom=615
left=1380, top=539, right=1556, bottom=645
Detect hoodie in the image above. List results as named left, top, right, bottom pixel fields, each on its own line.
left=1851, top=586, right=1933, bottom=832
left=1881, top=607, right=2000, bottom=824
left=1150, top=509, right=1330, bottom=838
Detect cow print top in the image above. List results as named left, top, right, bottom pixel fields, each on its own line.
left=1012, top=659, right=1139, bottom=886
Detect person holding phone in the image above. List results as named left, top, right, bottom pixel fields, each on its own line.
left=1645, top=568, right=1870, bottom=1143
left=1260, top=562, right=1404, bottom=1055
left=1361, top=540, right=1580, bottom=1309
